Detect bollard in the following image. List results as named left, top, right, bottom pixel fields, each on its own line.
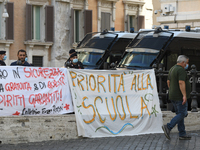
left=190, top=65, right=198, bottom=112
left=158, top=64, right=165, bottom=108
left=153, top=64, right=165, bottom=108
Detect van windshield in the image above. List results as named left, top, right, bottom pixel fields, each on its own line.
left=77, top=49, right=104, bottom=66
left=119, top=48, right=159, bottom=68
left=77, top=33, right=117, bottom=50
left=128, top=32, right=173, bottom=50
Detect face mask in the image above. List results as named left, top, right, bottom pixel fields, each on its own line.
left=25, top=57, right=28, bottom=62
left=73, top=59, right=78, bottom=63
left=185, top=64, right=189, bottom=70
left=3, top=55, right=7, bottom=60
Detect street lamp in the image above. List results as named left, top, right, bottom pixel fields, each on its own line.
left=2, top=0, right=9, bottom=18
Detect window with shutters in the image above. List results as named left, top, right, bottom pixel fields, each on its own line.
left=71, top=8, right=92, bottom=46
left=70, top=0, right=92, bottom=47
left=97, top=1, right=116, bottom=32
left=25, top=1, right=53, bottom=67
left=123, top=1, right=145, bottom=32
left=26, top=3, right=54, bottom=42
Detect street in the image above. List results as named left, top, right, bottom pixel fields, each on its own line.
left=1, top=130, right=200, bottom=150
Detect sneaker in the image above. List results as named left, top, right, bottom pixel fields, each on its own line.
left=179, top=135, right=191, bottom=140
left=162, top=125, right=171, bottom=140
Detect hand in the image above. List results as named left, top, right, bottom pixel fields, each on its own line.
left=182, top=96, right=187, bottom=105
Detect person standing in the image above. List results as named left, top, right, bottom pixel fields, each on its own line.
left=64, top=49, right=76, bottom=67
left=162, top=55, right=191, bottom=140
left=68, top=53, right=84, bottom=69
left=0, top=50, right=7, bottom=66
left=10, top=49, right=31, bottom=66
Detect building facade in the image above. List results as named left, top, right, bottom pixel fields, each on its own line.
left=154, top=0, right=200, bottom=30
left=1, top=0, right=153, bottom=67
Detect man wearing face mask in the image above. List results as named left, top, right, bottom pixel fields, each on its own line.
left=68, top=53, right=84, bottom=69
left=162, top=55, right=191, bottom=140
left=10, top=49, right=31, bottom=66
left=64, top=49, right=76, bottom=68
left=0, top=50, right=7, bottom=66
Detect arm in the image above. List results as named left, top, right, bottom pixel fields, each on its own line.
left=167, top=80, right=170, bottom=88
left=179, top=80, right=187, bottom=105
left=79, top=62, right=84, bottom=69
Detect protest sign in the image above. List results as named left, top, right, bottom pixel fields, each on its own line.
left=67, top=69, right=163, bottom=137
left=0, top=66, right=73, bottom=116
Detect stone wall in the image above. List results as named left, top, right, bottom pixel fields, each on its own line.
left=0, top=111, right=200, bottom=144
left=0, top=114, right=77, bottom=144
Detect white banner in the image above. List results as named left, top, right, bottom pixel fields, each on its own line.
left=0, top=66, right=73, bottom=116
left=67, top=69, right=163, bottom=137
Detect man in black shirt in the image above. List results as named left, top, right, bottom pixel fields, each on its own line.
left=0, top=50, right=7, bottom=66
left=10, top=49, right=31, bottom=66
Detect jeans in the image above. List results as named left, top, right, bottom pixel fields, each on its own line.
left=167, top=100, right=188, bottom=137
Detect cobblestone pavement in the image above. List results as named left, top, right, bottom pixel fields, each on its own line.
left=1, top=131, right=200, bottom=150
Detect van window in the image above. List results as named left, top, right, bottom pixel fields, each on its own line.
left=108, top=38, right=133, bottom=64
left=166, top=37, right=200, bottom=70
left=78, top=51, right=104, bottom=66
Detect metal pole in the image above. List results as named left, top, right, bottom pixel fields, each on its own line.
left=153, top=64, right=165, bottom=108
left=158, top=65, right=165, bottom=108
left=190, top=65, right=198, bottom=112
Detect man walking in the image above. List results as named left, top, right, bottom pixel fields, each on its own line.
left=162, top=55, right=191, bottom=140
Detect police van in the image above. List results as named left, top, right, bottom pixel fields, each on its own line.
left=76, top=30, right=137, bottom=69
left=117, top=27, right=200, bottom=109
left=118, top=27, right=200, bottom=70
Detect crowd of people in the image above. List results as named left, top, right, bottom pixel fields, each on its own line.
left=0, top=48, right=192, bottom=140
left=0, top=48, right=83, bottom=69
left=0, top=49, right=31, bottom=66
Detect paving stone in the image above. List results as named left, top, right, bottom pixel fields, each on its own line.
left=0, top=130, right=200, bottom=150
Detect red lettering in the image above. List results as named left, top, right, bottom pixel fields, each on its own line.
left=5, top=82, right=32, bottom=91
left=60, top=89, right=62, bottom=101
left=6, top=95, right=12, bottom=107
left=24, top=67, right=63, bottom=79
left=43, top=68, right=50, bottom=77
left=23, top=67, right=32, bottom=78
left=0, top=94, right=25, bottom=108
left=0, top=95, right=4, bottom=105
left=28, top=90, right=62, bottom=107
left=47, top=76, right=65, bottom=89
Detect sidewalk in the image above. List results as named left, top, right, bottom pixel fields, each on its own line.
left=1, top=130, right=200, bottom=150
